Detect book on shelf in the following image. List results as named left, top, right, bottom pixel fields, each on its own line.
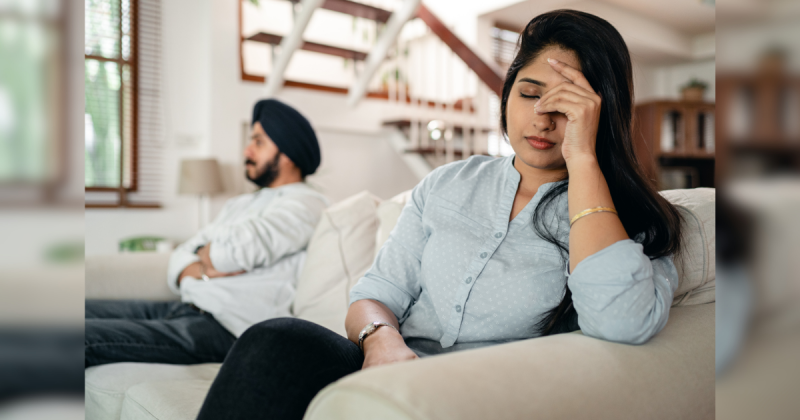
left=660, top=111, right=683, bottom=153
left=660, top=167, right=699, bottom=190
left=704, top=112, right=715, bottom=153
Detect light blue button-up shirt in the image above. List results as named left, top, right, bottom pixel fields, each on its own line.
left=349, top=155, right=678, bottom=356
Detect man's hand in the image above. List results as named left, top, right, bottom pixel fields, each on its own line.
left=196, top=245, right=214, bottom=271
left=361, top=326, right=418, bottom=369
left=196, top=244, right=245, bottom=278
left=178, top=262, right=203, bottom=286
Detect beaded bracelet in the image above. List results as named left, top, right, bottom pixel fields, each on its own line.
left=569, top=206, right=618, bottom=227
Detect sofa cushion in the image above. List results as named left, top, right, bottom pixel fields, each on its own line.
left=84, top=362, right=220, bottom=420
left=376, top=188, right=715, bottom=306
left=306, top=302, right=715, bottom=420
left=292, top=191, right=381, bottom=337
left=85, top=252, right=175, bottom=301
left=659, top=188, right=715, bottom=306
left=375, top=190, right=412, bottom=255
left=120, top=379, right=213, bottom=420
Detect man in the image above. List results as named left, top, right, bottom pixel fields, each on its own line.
left=85, top=99, right=328, bottom=367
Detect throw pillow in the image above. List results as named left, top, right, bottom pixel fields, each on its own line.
left=660, top=188, right=716, bottom=306
left=292, top=191, right=381, bottom=337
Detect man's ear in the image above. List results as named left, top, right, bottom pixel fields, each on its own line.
left=278, top=153, right=299, bottom=174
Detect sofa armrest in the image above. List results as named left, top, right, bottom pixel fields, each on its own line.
left=85, top=253, right=177, bottom=301
left=306, top=303, right=714, bottom=420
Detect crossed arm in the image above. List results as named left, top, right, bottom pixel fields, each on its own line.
left=167, top=191, right=327, bottom=293
left=177, top=244, right=244, bottom=286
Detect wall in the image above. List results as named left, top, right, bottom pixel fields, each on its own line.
left=634, top=59, right=716, bottom=104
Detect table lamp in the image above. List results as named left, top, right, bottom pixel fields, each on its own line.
left=178, top=158, right=224, bottom=229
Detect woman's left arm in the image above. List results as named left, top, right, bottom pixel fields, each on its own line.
left=536, top=58, right=676, bottom=344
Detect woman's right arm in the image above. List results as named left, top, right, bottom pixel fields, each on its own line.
left=346, top=167, right=444, bottom=369
left=345, top=300, right=417, bottom=369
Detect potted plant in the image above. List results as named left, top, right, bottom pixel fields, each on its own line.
left=681, top=79, right=708, bottom=102
left=758, top=46, right=787, bottom=75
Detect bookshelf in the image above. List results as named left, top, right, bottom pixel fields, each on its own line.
left=633, top=100, right=716, bottom=190
left=716, top=73, right=800, bottom=183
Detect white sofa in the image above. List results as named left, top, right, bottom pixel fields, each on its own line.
left=85, top=188, right=716, bottom=420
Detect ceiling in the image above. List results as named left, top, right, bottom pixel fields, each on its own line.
left=480, top=0, right=716, bottom=64
left=593, top=0, right=715, bottom=35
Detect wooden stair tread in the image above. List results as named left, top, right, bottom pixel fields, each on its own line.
left=247, top=31, right=368, bottom=61
left=288, top=0, right=391, bottom=23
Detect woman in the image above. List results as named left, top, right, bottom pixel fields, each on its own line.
left=196, top=9, right=682, bottom=420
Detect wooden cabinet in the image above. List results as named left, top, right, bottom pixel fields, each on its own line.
left=633, top=100, right=716, bottom=189
left=716, top=74, right=800, bottom=183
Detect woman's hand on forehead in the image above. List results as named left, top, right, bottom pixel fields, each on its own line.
left=545, top=58, right=595, bottom=93
left=533, top=57, right=602, bottom=163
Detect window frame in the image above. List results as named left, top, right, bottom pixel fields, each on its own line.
left=491, top=22, right=521, bottom=70
left=0, top=8, right=65, bottom=191
left=84, top=0, right=139, bottom=194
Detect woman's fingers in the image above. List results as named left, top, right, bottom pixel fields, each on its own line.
left=535, top=90, right=595, bottom=116
left=547, top=58, right=596, bottom=94
left=535, top=82, right=599, bottom=109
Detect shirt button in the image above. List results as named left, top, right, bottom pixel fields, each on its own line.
left=480, top=252, right=487, bottom=258
left=495, top=232, right=503, bottom=238
left=465, top=277, right=473, bottom=284
left=455, top=305, right=462, bottom=313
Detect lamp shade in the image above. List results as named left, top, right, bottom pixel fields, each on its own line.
left=178, top=158, right=224, bottom=195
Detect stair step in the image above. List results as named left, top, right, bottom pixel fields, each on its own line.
left=288, top=0, right=392, bottom=23
left=247, top=32, right=368, bottom=61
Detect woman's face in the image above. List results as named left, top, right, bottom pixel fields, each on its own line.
left=506, top=46, right=582, bottom=171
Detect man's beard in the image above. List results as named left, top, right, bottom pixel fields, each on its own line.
left=245, top=153, right=281, bottom=188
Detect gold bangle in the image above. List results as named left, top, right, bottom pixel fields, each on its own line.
left=569, top=206, right=617, bottom=227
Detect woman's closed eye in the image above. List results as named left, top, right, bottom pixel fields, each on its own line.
left=519, top=93, right=540, bottom=99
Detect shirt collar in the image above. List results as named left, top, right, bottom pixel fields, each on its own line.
left=255, top=181, right=307, bottom=194
left=505, top=154, right=563, bottom=197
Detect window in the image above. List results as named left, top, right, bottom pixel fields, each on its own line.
left=84, top=0, right=137, bottom=191
left=0, top=3, right=62, bottom=185
left=491, top=25, right=519, bottom=70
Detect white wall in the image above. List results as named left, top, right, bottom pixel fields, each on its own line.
left=309, top=129, right=421, bottom=203
left=717, top=20, right=800, bottom=73
left=634, top=59, right=716, bottom=104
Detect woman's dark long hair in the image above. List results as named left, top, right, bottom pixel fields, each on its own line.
left=499, top=10, right=684, bottom=336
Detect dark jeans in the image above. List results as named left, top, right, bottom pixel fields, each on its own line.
left=196, top=318, right=363, bottom=420
left=85, top=300, right=236, bottom=368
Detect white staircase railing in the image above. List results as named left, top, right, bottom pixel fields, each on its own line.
left=380, top=30, right=500, bottom=169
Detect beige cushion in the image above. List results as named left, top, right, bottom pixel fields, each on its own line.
left=660, top=188, right=716, bottom=306
left=376, top=188, right=715, bottom=307
left=84, top=362, right=220, bottom=420
left=121, top=379, right=213, bottom=420
left=307, top=302, right=715, bottom=420
left=292, top=191, right=381, bottom=337
left=375, top=190, right=412, bottom=255
left=85, top=252, right=176, bottom=301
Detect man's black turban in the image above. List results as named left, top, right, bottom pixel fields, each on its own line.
left=251, top=99, right=320, bottom=177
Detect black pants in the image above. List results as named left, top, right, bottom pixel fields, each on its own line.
left=196, top=317, right=363, bottom=420
left=85, top=300, right=236, bottom=368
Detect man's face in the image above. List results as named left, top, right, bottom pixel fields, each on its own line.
left=244, top=121, right=281, bottom=187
